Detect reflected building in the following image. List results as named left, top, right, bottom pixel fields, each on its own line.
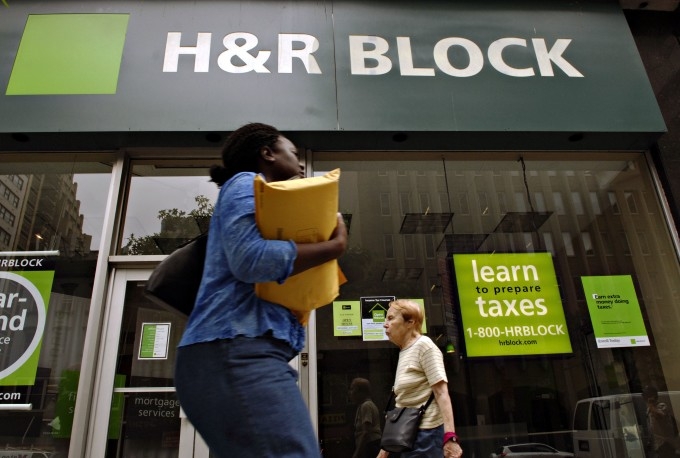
left=317, top=159, right=680, bottom=456
left=0, top=173, right=92, bottom=256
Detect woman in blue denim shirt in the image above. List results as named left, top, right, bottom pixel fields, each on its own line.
left=175, top=123, right=347, bottom=457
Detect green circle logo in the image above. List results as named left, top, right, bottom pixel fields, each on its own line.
left=0, top=272, right=46, bottom=380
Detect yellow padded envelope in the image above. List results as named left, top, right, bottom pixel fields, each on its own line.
left=254, top=169, right=344, bottom=315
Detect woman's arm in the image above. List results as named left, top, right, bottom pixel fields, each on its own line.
left=291, top=213, right=347, bottom=275
left=432, top=381, right=455, bottom=433
left=432, top=381, right=463, bottom=457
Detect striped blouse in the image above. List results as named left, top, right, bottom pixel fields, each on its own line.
left=393, top=335, right=448, bottom=429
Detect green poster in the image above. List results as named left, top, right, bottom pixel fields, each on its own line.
left=453, top=253, right=572, bottom=357
left=7, top=14, right=130, bottom=95
left=139, top=323, right=171, bottom=360
left=360, top=296, right=393, bottom=341
left=333, top=301, right=361, bottom=336
left=405, top=298, right=427, bottom=334
left=52, top=370, right=125, bottom=439
left=581, top=275, right=649, bottom=348
left=357, top=296, right=427, bottom=341
left=0, top=270, right=54, bottom=385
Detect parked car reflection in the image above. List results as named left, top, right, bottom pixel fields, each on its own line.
left=490, top=442, right=574, bottom=458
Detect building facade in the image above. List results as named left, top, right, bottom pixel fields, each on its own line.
left=0, top=1, right=679, bottom=458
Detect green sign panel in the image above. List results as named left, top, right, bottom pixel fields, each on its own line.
left=333, top=301, right=361, bottom=336
left=0, top=270, right=54, bottom=386
left=360, top=296, right=394, bottom=341
left=52, top=370, right=125, bottom=439
left=453, top=253, right=572, bottom=357
left=6, top=14, right=129, bottom=95
left=581, top=275, right=649, bottom=348
left=139, top=323, right=171, bottom=360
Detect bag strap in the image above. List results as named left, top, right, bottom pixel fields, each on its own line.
left=385, top=388, right=435, bottom=415
left=420, top=393, right=435, bottom=414
left=384, top=389, right=396, bottom=416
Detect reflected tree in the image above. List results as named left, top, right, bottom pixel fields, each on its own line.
left=123, top=195, right=214, bottom=255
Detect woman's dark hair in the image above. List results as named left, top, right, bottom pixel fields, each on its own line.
left=210, top=122, right=281, bottom=186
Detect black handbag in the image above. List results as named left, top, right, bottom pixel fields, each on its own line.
left=144, top=233, right=208, bottom=316
left=380, top=390, right=435, bottom=453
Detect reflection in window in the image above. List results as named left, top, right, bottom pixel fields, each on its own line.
left=574, top=276, right=585, bottom=299
left=422, top=234, right=434, bottom=259
left=562, top=232, right=575, bottom=256
left=0, top=228, right=10, bottom=246
left=479, top=192, right=489, bottom=214
left=399, top=193, right=411, bottom=215
left=458, top=193, right=469, bottom=215
left=497, top=192, right=506, bottom=214
left=655, top=227, right=666, bottom=254
left=643, top=191, right=655, bottom=214
left=543, top=232, right=555, bottom=255
left=553, top=192, right=566, bottom=215
left=625, top=191, right=638, bottom=214
left=384, top=234, right=395, bottom=259
left=609, top=192, right=620, bottom=214
left=572, top=192, right=584, bottom=215
left=120, top=162, right=218, bottom=255
left=592, top=401, right=612, bottom=430
left=0, top=204, right=15, bottom=226
left=650, top=272, right=663, bottom=299
left=0, top=161, right=112, bottom=457
left=440, top=193, right=450, bottom=212
left=601, top=232, right=613, bottom=255
left=638, top=232, right=651, bottom=255
left=7, top=174, right=25, bottom=190
left=590, top=191, right=602, bottom=215
left=620, top=231, right=632, bottom=255
left=534, top=192, right=546, bottom=212
left=380, top=193, right=391, bottom=216
left=514, top=192, right=527, bottom=212
left=312, top=153, right=680, bottom=458
left=403, top=235, right=416, bottom=259
left=420, top=193, right=430, bottom=212
left=582, top=232, right=594, bottom=256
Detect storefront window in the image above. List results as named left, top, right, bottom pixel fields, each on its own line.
left=0, top=159, right=112, bottom=457
left=119, top=161, right=219, bottom=255
left=313, top=152, right=680, bottom=458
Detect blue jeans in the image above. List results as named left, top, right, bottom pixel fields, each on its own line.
left=175, top=335, right=321, bottom=457
left=397, top=425, right=444, bottom=458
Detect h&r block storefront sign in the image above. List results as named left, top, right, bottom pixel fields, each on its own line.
left=0, top=0, right=665, bottom=138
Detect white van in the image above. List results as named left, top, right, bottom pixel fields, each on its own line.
left=572, top=391, right=680, bottom=458
left=0, top=452, right=54, bottom=458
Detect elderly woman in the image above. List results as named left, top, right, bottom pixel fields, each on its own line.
left=379, top=299, right=463, bottom=458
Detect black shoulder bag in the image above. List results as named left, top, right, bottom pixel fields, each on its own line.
left=380, top=389, right=435, bottom=453
left=144, top=233, right=208, bottom=316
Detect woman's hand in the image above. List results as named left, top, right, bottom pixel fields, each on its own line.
left=329, top=213, right=348, bottom=254
left=444, top=440, right=463, bottom=458
left=377, top=449, right=389, bottom=458
left=291, top=213, right=347, bottom=275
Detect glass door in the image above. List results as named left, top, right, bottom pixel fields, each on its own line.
left=90, top=269, right=209, bottom=458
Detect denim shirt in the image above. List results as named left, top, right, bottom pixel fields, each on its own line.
left=178, top=172, right=306, bottom=352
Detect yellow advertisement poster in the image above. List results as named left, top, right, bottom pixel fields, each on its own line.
left=332, top=301, right=361, bottom=336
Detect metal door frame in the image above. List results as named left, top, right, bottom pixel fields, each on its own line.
left=88, top=268, right=209, bottom=458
